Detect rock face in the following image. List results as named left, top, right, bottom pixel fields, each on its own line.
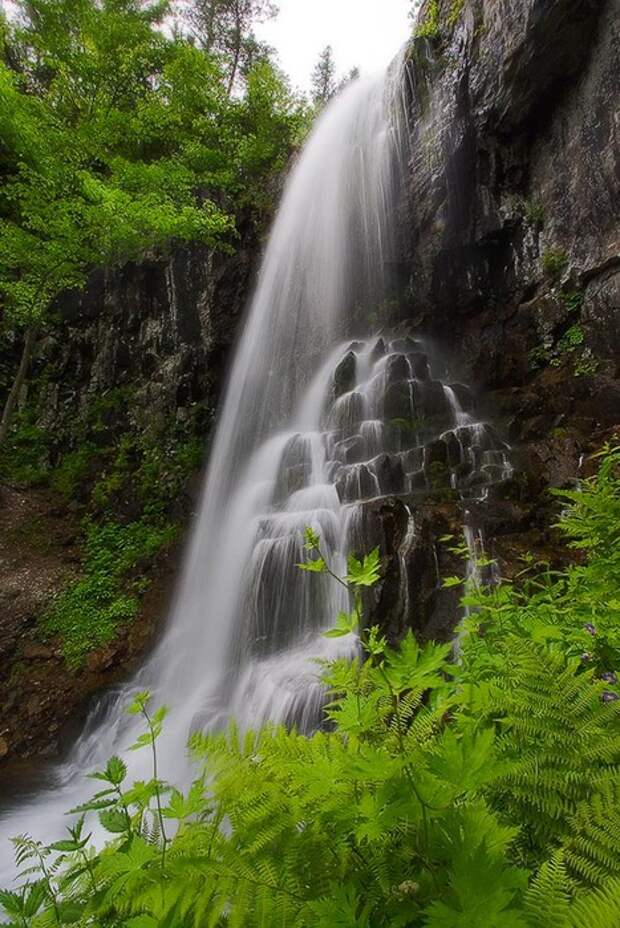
left=33, top=217, right=260, bottom=451
left=359, top=0, right=619, bottom=648
left=396, top=0, right=619, bottom=482
left=402, top=0, right=618, bottom=339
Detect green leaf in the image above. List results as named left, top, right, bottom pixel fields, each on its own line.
left=105, top=755, right=127, bottom=786
left=99, top=808, right=130, bottom=834
left=443, top=576, right=464, bottom=588
left=127, top=691, right=152, bottom=715
left=346, top=547, right=381, bottom=587
left=297, top=557, right=326, bottom=573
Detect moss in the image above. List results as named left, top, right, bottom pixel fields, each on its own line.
left=446, top=0, right=465, bottom=28
left=541, top=248, right=569, bottom=281
left=574, top=352, right=600, bottom=378
left=524, top=199, right=545, bottom=228
left=50, top=444, right=99, bottom=499
left=2, top=389, right=211, bottom=668
left=415, top=0, right=464, bottom=40
left=416, top=0, right=441, bottom=38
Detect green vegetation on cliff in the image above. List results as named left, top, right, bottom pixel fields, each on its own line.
left=0, top=0, right=309, bottom=443
left=2, top=447, right=619, bottom=926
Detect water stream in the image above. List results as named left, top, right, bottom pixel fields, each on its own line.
left=0, top=53, right=511, bottom=875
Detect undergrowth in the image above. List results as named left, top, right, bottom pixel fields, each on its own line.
left=0, top=392, right=208, bottom=667
left=1, top=445, right=619, bottom=926
left=42, top=518, right=177, bottom=667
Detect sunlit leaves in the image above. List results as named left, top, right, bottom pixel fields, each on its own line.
left=346, top=547, right=381, bottom=588
left=2, top=452, right=620, bottom=927
left=323, top=609, right=359, bottom=638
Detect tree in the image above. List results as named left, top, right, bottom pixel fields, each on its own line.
left=338, top=65, right=359, bottom=93
left=0, top=0, right=305, bottom=445
left=311, top=44, right=337, bottom=107
left=182, top=0, right=278, bottom=94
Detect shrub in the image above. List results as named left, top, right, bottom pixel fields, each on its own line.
left=41, top=518, right=176, bottom=667
left=542, top=248, right=569, bottom=280
left=3, top=446, right=620, bottom=925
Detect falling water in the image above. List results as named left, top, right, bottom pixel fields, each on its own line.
left=1, top=52, right=512, bottom=874
left=0, top=58, right=408, bottom=869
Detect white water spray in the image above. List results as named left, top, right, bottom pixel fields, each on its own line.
left=0, top=60, right=409, bottom=868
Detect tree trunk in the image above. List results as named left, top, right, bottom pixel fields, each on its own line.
left=0, top=327, right=35, bottom=447
left=227, top=40, right=241, bottom=95
left=227, top=3, right=242, bottom=96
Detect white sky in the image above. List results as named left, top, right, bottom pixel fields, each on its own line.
left=256, top=0, right=412, bottom=94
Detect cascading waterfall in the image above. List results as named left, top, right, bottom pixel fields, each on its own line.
left=0, top=52, right=511, bottom=873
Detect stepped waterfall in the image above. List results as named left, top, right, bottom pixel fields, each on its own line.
left=0, top=55, right=511, bottom=872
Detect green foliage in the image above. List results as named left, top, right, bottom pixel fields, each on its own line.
left=50, top=445, right=97, bottom=499
left=541, top=248, right=569, bottom=280
left=524, top=199, right=545, bottom=228
left=557, top=324, right=585, bottom=353
left=41, top=517, right=176, bottom=667
left=3, top=447, right=620, bottom=925
left=446, top=0, right=465, bottom=28
left=415, top=0, right=441, bottom=38
left=560, top=289, right=585, bottom=314
left=574, top=352, right=600, bottom=377
left=413, top=0, right=463, bottom=40
left=0, top=0, right=308, bottom=437
left=0, top=411, right=48, bottom=485
left=0, top=385, right=210, bottom=666
left=311, top=44, right=337, bottom=106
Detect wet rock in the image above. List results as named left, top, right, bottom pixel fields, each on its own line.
left=426, top=438, right=449, bottom=467
left=449, top=382, right=473, bottom=411
left=370, top=337, right=387, bottom=363
left=414, top=381, right=451, bottom=431
left=391, top=336, right=422, bottom=355
left=372, top=454, right=406, bottom=495
left=385, top=353, right=411, bottom=384
left=384, top=381, right=413, bottom=421
left=410, top=352, right=431, bottom=380
left=333, top=350, right=357, bottom=398
left=336, top=463, right=378, bottom=504
left=334, top=435, right=366, bottom=465
left=362, top=498, right=467, bottom=645
left=445, top=432, right=463, bottom=467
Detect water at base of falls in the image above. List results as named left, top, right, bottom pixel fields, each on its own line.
left=0, top=54, right=511, bottom=874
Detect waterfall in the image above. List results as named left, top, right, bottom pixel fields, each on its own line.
left=0, top=57, right=407, bottom=868
left=0, top=52, right=511, bottom=874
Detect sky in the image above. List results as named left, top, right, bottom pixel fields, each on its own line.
left=256, top=0, right=413, bottom=94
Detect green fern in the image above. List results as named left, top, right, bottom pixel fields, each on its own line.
left=2, top=448, right=620, bottom=928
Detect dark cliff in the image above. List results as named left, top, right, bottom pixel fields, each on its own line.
left=0, top=220, right=262, bottom=763
left=401, top=0, right=618, bottom=429
left=370, top=0, right=619, bottom=641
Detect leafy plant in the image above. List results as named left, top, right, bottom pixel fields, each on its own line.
left=0, top=0, right=308, bottom=444
left=3, top=447, right=620, bottom=925
left=41, top=517, right=176, bottom=667
left=415, top=0, right=441, bottom=39
left=524, top=199, right=545, bottom=228
left=542, top=248, right=569, bottom=281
